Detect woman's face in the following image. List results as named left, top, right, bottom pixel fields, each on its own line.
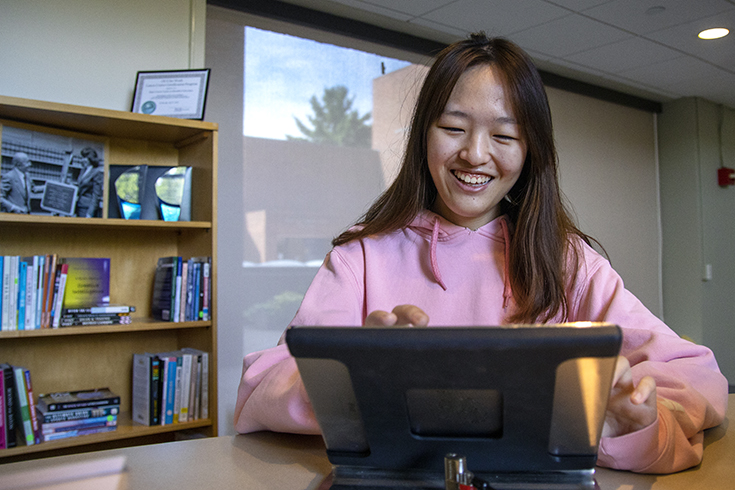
left=427, top=64, right=526, bottom=230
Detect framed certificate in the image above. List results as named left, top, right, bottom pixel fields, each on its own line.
left=131, top=69, right=211, bottom=120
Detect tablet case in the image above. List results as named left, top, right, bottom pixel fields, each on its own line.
left=286, top=324, right=621, bottom=482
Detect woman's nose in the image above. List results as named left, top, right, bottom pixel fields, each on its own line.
left=459, top=133, right=491, bottom=166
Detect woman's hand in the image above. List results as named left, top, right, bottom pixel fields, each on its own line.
left=364, top=305, right=429, bottom=327
left=602, top=355, right=658, bottom=438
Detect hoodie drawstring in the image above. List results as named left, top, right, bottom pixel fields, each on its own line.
left=499, top=216, right=512, bottom=309
left=430, top=217, right=448, bottom=291
left=429, top=214, right=512, bottom=307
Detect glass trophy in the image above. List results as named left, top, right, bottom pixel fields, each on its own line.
left=114, top=165, right=146, bottom=219
left=155, top=166, right=191, bottom=221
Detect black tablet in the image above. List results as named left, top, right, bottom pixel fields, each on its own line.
left=286, top=323, right=621, bottom=483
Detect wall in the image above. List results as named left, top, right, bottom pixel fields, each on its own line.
left=0, top=0, right=206, bottom=111
left=659, top=97, right=735, bottom=381
left=550, top=88, right=662, bottom=315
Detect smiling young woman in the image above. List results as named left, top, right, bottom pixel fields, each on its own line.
left=234, top=33, right=728, bottom=475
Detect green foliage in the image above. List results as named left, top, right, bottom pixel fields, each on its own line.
left=288, top=85, right=372, bottom=148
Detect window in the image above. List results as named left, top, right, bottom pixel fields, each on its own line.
left=206, top=6, right=429, bottom=355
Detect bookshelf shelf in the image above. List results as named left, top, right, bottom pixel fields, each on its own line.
left=0, top=214, right=212, bottom=230
left=0, top=95, right=218, bottom=461
left=0, top=321, right=212, bottom=339
left=0, top=413, right=212, bottom=463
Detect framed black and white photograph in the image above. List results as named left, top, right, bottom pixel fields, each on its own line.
left=0, top=121, right=109, bottom=218
left=131, top=69, right=211, bottom=120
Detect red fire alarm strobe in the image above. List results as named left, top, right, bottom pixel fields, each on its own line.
left=718, top=167, right=735, bottom=187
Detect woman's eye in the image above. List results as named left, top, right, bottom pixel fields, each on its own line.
left=440, top=126, right=463, bottom=133
left=495, top=134, right=517, bottom=141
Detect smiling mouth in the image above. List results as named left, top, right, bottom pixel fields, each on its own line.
left=453, top=169, right=492, bottom=186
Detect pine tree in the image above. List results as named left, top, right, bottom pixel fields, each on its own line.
left=288, top=85, right=372, bottom=148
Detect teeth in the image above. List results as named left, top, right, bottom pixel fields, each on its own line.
left=454, top=170, right=491, bottom=185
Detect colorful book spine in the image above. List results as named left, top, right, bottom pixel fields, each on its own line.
left=38, top=405, right=119, bottom=424
left=42, top=415, right=117, bottom=434
left=8, top=256, right=19, bottom=330
left=13, top=366, right=34, bottom=445
left=42, top=254, right=58, bottom=329
left=42, top=425, right=116, bottom=442
left=63, top=305, right=135, bottom=315
left=1, top=256, right=9, bottom=331
left=17, top=259, right=26, bottom=330
left=0, top=369, right=5, bottom=449
left=202, top=260, right=210, bottom=321
left=162, top=356, right=177, bottom=425
left=51, top=263, right=70, bottom=328
left=59, top=315, right=131, bottom=327
left=24, top=369, right=41, bottom=444
left=35, top=254, right=45, bottom=329
left=1, top=365, right=16, bottom=448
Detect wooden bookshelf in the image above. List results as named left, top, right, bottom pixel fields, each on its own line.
left=0, top=95, right=218, bottom=462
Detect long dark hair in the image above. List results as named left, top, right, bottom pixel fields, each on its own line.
left=333, top=33, right=592, bottom=323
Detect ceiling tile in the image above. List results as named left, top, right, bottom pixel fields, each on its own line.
left=582, top=0, right=734, bottom=35
left=345, top=0, right=458, bottom=18
left=509, top=13, right=631, bottom=57
left=619, top=55, right=726, bottom=94
left=538, top=54, right=680, bottom=100
left=541, top=0, right=611, bottom=12
left=418, top=0, right=570, bottom=37
left=565, top=37, right=682, bottom=74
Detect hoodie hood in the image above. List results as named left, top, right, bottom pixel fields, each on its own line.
left=407, top=210, right=513, bottom=308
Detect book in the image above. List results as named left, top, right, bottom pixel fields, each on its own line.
left=178, top=352, right=192, bottom=422
left=34, top=254, right=45, bottom=329
left=12, top=366, right=35, bottom=445
left=59, top=315, right=132, bottom=327
left=151, top=256, right=177, bottom=321
left=179, top=260, right=188, bottom=322
left=1, top=256, right=9, bottom=330
left=63, top=304, right=136, bottom=315
left=181, top=347, right=209, bottom=419
left=192, top=261, right=201, bottom=321
left=60, top=257, right=111, bottom=309
left=160, top=355, right=177, bottom=425
left=171, top=354, right=183, bottom=423
left=8, top=256, right=18, bottom=330
left=60, top=312, right=132, bottom=320
left=23, top=368, right=41, bottom=444
left=17, top=258, right=27, bottom=330
left=0, top=364, right=16, bottom=448
left=25, top=256, right=38, bottom=330
left=37, top=388, right=121, bottom=412
left=42, top=414, right=117, bottom=434
left=42, top=254, right=58, bottom=329
left=37, top=405, right=119, bottom=424
left=51, top=262, right=70, bottom=328
left=42, top=425, right=117, bottom=442
left=202, top=259, right=210, bottom=321
left=173, top=257, right=183, bottom=323
left=0, top=368, right=5, bottom=449
left=132, top=353, right=162, bottom=426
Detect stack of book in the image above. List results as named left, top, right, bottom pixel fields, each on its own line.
left=59, top=304, right=135, bottom=327
left=1, top=363, right=40, bottom=449
left=36, top=388, right=120, bottom=442
left=132, top=348, right=209, bottom=426
left=1, top=255, right=131, bottom=330
left=151, top=256, right=211, bottom=323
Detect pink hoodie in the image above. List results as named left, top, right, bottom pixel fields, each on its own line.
left=234, top=211, right=728, bottom=474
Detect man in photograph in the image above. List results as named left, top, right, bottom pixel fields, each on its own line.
left=0, top=151, right=33, bottom=213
